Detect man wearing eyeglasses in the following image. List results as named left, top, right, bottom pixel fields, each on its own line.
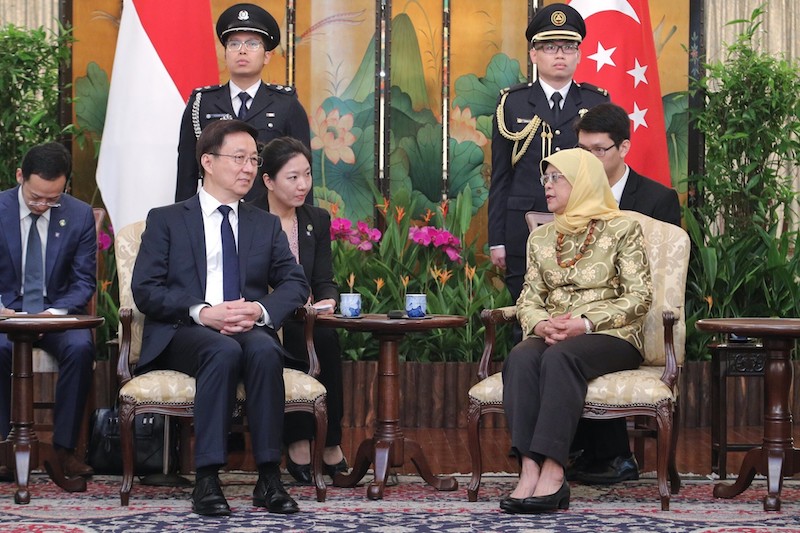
left=134, top=120, right=309, bottom=516
left=489, top=3, right=610, bottom=303
left=0, top=142, right=97, bottom=480
left=576, top=102, right=681, bottom=227
left=175, top=3, right=311, bottom=203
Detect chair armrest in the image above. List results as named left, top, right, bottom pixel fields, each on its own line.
left=291, top=304, right=319, bottom=378
left=660, top=309, right=679, bottom=388
left=117, top=307, right=134, bottom=385
left=478, top=306, right=518, bottom=380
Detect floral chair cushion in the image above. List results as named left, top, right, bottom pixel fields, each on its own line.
left=469, top=366, right=675, bottom=407
left=119, top=368, right=326, bottom=404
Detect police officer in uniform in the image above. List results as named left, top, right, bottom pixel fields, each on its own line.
left=175, top=3, right=311, bottom=203
left=488, top=3, right=610, bottom=303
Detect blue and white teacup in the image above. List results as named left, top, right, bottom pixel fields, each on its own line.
left=405, top=293, right=427, bottom=318
left=340, top=293, right=362, bottom=318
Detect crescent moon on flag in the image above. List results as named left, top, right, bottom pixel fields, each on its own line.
left=569, top=0, right=641, bottom=24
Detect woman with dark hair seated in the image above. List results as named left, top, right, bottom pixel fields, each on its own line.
left=501, top=148, right=652, bottom=513
left=251, top=136, right=347, bottom=483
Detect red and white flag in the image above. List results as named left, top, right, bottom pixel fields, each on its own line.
left=96, top=0, right=218, bottom=230
left=568, top=0, right=671, bottom=186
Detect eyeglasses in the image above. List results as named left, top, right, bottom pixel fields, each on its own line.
left=22, top=183, right=61, bottom=208
left=535, top=42, right=580, bottom=55
left=226, top=39, right=264, bottom=52
left=540, top=172, right=565, bottom=186
left=578, top=143, right=618, bottom=157
left=210, top=153, right=263, bottom=167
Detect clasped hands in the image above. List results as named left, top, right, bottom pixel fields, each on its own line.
left=533, top=313, right=588, bottom=345
left=200, top=298, right=262, bottom=335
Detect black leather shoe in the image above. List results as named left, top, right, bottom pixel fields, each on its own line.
left=565, top=453, right=592, bottom=482
left=286, top=456, right=313, bottom=485
left=324, top=458, right=349, bottom=478
left=192, top=475, right=230, bottom=516
left=500, top=480, right=570, bottom=514
left=254, top=474, right=300, bottom=514
left=576, top=454, right=639, bottom=485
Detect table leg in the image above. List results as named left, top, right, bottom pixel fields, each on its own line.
left=405, top=437, right=458, bottom=491
left=714, top=337, right=799, bottom=511
left=9, top=334, right=37, bottom=504
left=333, top=437, right=374, bottom=488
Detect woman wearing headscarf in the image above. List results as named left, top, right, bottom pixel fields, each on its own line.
left=500, top=148, right=652, bottom=514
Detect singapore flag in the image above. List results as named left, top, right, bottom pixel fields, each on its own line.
left=96, top=0, right=218, bottom=230
left=568, top=0, right=671, bottom=187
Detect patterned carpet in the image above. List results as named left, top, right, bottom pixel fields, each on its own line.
left=1, top=472, right=799, bottom=532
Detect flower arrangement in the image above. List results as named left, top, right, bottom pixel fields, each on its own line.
left=329, top=188, right=512, bottom=362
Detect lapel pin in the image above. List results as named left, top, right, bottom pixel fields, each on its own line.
left=59, top=219, right=66, bottom=227
left=306, top=223, right=313, bottom=236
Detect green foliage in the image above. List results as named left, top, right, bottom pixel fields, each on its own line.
left=684, top=5, right=800, bottom=359
left=0, top=23, right=74, bottom=190
left=330, top=189, right=513, bottom=362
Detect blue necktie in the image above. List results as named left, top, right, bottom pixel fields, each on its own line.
left=237, top=92, right=251, bottom=120
left=218, top=205, right=240, bottom=301
left=23, top=214, right=44, bottom=313
left=551, top=92, right=562, bottom=125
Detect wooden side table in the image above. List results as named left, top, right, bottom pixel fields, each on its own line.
left=0, top=315, right=104, bottom=504
left=696, top=318, right=800, bottom=511
left=709, top=342, right=766, bottom=479
left=316, top=313, right=467, bottom=500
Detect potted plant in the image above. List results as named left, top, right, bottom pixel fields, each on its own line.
left=0, top=23, right=74, bottom=190
left=684, top=5, right=800, bottom=360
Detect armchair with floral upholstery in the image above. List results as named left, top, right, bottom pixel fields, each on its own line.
left=467, top=211, right=690, bottom=510
left=113, top=221, right=329, bottom=505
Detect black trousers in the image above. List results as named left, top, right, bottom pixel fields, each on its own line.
left=502, top=334, right=641, bottom=467
left=282, top=323, right=343, bottom=447
left=157, top=325, right=285, bottom=469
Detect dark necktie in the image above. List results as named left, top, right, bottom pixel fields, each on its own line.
left=551, top=92, right=562, bottom=125
left=218, top=205, right=240, bottom=301
left=23, top=214, right=44, bottom=313
left=237, top=92, right=251, bottom=120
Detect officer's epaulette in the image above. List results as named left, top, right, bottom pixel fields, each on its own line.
left=499, top=81, right=534, bottom=96
left=191, top=84, right=224, bottom=95
left=264, top=83, right=297, bottom=96
left=574, top=81, right=608, bottom=97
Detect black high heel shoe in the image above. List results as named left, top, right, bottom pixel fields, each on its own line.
left=324, top=458, right=349, bottom=478
left=500, top=479, right=570, bottom=514
left=285, top=456, right=313, bottom=485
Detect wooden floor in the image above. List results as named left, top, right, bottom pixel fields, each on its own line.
left=340, top=425, right=800, bottom=477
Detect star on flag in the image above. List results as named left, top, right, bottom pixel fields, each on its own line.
left=568, top=0, right=671, bottom=187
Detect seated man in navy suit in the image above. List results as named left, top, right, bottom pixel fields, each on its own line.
left=132, top=119, right=309, bottom=516
left=0, top=142, right=97, bottom=479
left=569, top=102, right=681, bottom=484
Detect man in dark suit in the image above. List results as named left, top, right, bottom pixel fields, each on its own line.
left=0, top=142, right=96, bottom=478
left=489, top=3, right=610, bottom=303
left=133, top=120, right=309, bottom=516
left=569, top=102, right=681, bottom=484
left=175, top=3, right=310, bottom=203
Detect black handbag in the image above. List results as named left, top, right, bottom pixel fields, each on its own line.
left=86, top=407, right=175, bottom=475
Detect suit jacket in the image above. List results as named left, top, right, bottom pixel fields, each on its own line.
left=249, top=197, right=339, bottom=305
left=489, top=80, right=610, bottom=260
left=619, top=168, right=681, bottom=227
left=175, top=81, right=311, bottom=203
left=131, top=195, right=309, bottom=370
left=0, top=186, right=96, bottom=313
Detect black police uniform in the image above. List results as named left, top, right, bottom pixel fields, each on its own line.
left=488, top=2, right=610, bottom=303
left=488, top=80, right=609, bottom=302
left=174, top=3, right=311, bottom=203
left=175, top=82, right=310, bottom=202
